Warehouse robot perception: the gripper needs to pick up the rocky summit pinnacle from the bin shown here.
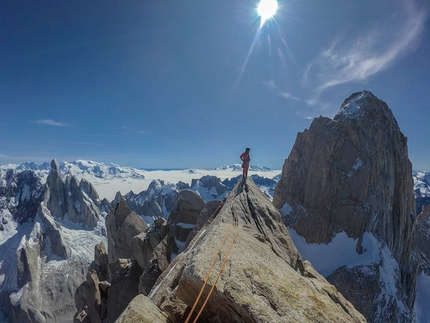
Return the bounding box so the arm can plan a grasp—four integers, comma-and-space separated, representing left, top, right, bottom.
142, 179, 366, 323
273, 90, 417, 322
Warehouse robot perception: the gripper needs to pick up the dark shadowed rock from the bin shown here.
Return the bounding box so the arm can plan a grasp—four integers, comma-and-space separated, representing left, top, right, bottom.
46, 159, 67, 219
273, 91, 417, 322
106, 258, 143, 323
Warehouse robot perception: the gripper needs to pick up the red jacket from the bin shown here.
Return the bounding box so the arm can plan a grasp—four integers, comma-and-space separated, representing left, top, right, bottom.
240, 152, 250, 164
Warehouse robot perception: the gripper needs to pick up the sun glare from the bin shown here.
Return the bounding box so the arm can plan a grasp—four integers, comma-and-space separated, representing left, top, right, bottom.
257, 0, 278, 27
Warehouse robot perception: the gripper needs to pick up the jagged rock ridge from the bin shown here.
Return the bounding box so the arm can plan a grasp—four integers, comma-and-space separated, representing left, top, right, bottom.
75, 180, 365, 322
273, 90, 417, 322
127, 180, 365, 322
0, 159, 106, 323
73, 190, 214, 323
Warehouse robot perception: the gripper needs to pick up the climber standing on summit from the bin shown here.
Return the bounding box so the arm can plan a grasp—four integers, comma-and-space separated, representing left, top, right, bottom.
240, 148, 251, 179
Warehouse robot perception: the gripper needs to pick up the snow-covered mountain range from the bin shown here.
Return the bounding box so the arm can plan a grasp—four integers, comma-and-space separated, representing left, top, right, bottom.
0, 159, 281, 322
1, 160, 280, 202
1, 157, 429, 323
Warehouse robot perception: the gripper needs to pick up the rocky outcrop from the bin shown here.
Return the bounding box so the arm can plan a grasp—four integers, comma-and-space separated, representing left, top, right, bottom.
0, 161, 106, 323
273, 91, 417, 322
74, 177, 367, 323
0, 169, 45, 224
46, 159, 67, 219
75, 200, 150, 323
168, 190, 205, 243
46, 159, 100, 229
136, 190, 206, 296
106, 198, 149, 264
10, 222, 88, 323
38, 201, 71, 259
148, 179, 366, 322
75, 191, 227, 322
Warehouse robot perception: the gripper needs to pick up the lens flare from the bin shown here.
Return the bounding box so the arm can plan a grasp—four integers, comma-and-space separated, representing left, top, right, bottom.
257, 0, 278, 27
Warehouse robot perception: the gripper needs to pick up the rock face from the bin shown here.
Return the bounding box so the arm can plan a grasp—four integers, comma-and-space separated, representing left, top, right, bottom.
148, 179, 366, 323
9, 222, 88, 323
46, 159, 100, 228
106, 198, 149, 264
0, 161, 105, 323
273, 91, 417, 322
75, 199, 151, 323
74, 190, 239, 323
0, 169, 45, 224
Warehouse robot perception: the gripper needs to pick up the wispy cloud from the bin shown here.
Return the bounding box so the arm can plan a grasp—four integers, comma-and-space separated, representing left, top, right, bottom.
304, 1, 428, 100
119, 126, 150, 136
34, 119, 71, 127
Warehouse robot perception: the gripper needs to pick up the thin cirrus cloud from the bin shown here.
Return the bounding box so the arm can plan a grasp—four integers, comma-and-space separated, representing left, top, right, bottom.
303, 1, 428, 102
34, 119, 71, 127
119, 126, 150, 136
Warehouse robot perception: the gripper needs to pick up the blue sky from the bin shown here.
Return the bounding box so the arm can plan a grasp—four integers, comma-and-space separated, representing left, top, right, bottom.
1, 0, 429, 170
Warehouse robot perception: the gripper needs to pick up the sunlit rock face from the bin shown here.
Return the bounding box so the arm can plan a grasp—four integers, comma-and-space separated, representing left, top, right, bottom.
273, 91, 418, 322
149, 180, 366, 323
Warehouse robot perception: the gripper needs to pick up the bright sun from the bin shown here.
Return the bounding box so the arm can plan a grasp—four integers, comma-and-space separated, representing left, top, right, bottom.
257, 0, 278, 26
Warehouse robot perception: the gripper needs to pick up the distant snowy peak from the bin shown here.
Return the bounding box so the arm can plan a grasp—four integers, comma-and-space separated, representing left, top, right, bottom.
14, 159, 146, 180
413, 170, 430, 213
10, 161, 274, 177
16, 161, 51, 171
63, 160, 146, 179
414, 171, 430, 195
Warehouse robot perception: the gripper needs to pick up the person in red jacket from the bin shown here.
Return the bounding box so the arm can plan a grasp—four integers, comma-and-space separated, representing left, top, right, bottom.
240, 148, 251, 178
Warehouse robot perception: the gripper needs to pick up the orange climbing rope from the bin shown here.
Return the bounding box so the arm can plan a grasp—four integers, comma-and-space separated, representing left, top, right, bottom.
192, 224, 238, 323
183, 223, 233, 323
184, 185, 241, 323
